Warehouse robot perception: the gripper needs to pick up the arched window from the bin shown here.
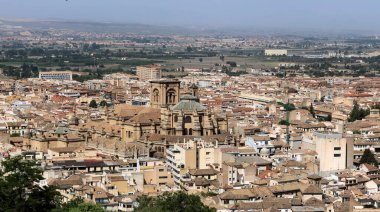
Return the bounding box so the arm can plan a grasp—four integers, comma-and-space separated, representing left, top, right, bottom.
188, 128, 193, 135
166, 89, 176, 104
184, 116, 192, 123
153, 89, 159, 102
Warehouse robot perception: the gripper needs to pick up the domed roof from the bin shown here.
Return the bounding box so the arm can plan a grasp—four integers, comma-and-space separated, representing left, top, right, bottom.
180, 94, 198, 101
172, 95, 206, 111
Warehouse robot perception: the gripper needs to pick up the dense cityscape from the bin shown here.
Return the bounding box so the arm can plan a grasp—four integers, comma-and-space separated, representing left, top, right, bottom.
2, 1, 380, 212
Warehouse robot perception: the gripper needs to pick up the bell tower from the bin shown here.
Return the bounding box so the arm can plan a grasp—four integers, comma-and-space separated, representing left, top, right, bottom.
190, 83, 199, 100
150, 79, 180, 108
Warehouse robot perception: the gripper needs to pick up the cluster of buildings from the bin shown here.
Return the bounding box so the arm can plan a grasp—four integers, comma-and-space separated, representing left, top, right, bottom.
1, 67, 380, 211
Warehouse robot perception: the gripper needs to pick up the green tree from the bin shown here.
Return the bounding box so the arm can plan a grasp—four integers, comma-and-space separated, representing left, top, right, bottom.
135, 191, 215, 212
53, 197, 104, 212
283, 103, 296, 111
348, 103, 360, 122
326, 114, 332, 121
359, 149, 378, 166
70, 202, 105, 212
309, 103, 315, 118
372, 104, 380, 110
89, 100, 98, 108
348, 102, 370, 122
99, 100, 108, 107
186, 46, 193, 52
0, 156, 61, 211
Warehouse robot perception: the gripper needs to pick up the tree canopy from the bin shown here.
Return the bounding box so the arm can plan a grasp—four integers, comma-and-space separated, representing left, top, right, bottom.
0, 156, 104, 212
279, 120, 289, 126
89, 100, 98, 108
99, 100, 108, 107
135, 191, 215, 212
283, 103, 296, 111
0, 156, 61, 211
359, 149, 378, 166
348, 102, 370, 122
55, 197, 105, 212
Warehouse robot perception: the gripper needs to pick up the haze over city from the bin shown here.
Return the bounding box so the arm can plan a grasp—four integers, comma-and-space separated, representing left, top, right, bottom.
1, 0, 380, 33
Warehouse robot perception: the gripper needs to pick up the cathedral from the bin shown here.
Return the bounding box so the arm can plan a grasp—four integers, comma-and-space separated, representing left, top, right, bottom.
151, 79, 227, 137
118, 79, 228, 142
79, 79, 231, 158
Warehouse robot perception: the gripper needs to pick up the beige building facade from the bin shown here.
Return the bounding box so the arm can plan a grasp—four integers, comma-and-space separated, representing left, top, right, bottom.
136, 66, 161, 81
314, 131, 353, 175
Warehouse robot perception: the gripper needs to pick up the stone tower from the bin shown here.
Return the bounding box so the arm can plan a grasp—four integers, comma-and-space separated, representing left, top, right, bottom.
150, 79, 181, 108
189, 83, 199, 100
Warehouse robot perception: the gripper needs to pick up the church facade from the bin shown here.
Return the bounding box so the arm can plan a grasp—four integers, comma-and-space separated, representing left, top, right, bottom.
120, 79, 227, 142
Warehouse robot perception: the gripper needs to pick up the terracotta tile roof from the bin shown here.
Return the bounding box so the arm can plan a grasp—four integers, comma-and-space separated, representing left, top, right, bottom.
362, 163, 379, 172
189, 169, 219, 176
300, 185, 322, 194
126, 112, 161, 125
193, 177, 211, 186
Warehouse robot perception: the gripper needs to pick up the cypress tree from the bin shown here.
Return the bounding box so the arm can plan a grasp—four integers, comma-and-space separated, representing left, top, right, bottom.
309, 103, 315, 118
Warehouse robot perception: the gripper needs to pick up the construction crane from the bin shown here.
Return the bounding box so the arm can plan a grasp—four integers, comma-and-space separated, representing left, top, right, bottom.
285, 99, 291, 144
283, 77, 294, 145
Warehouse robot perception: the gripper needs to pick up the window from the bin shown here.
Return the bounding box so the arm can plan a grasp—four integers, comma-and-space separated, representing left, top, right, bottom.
166, 89, 176, 104
334, 154, 341, 157
159, 169, 164, 172
184, 116, 192, 123
153, 89, 159, 102
159, 176, 168, 179
334, 147, 341, 150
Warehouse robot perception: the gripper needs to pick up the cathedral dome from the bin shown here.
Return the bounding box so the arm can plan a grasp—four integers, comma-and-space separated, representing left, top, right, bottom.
180, 94, 198, 101
172, 95, 206, 111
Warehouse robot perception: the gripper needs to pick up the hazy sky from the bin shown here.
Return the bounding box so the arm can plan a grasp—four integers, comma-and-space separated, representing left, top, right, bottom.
1, 0, 380, 32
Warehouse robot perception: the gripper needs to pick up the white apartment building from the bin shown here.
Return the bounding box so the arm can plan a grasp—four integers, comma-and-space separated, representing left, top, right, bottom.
39, 71, 73, 81
166, 139, 222, 185
264, 49, 288, 56
136, 66, 161, 81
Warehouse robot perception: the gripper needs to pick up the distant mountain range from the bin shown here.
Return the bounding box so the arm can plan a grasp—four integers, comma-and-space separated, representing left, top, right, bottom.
0, 18, 222, 36
0, 17, 377, 37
